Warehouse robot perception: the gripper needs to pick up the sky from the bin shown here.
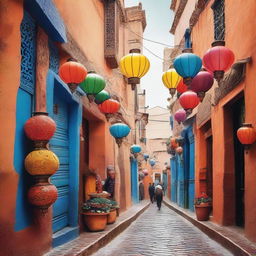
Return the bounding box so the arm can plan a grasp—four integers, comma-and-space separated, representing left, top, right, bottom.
125, 0, 174, 108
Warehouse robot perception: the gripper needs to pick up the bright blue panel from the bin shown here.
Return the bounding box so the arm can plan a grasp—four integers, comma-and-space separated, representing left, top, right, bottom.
130, 159, 139, 204
14, 89, 33, 231
170, 157, 177, 203
177, 154, 185, 208
24, 0, 67, 42
188, 140, 195, 212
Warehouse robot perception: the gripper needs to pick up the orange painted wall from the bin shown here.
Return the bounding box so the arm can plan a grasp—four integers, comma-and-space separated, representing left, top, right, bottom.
191, 0, 256, 241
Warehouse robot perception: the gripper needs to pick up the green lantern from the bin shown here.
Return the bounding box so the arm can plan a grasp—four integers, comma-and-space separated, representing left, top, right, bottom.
95, 90, 110, 104
79, 71, 106, 95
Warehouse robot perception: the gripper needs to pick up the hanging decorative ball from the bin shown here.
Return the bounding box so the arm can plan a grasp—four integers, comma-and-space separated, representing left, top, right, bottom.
177, 79, 188, 94
190, 71, 214, 102
174, 109, 187, 124
25, 150, 59, 176
24, 112, 56, 145
94, 90, 110, 104
98, 99, 120, 115
142, 169, 149, 176
237, 123, 256, 152
179, 90, 200, 113
162, 68, 182, 97
143, 153, 149, 160
173, 51, 202, 86
28, 183, 58, 211
139, 171, 145, 181
176, 146, 183, 155
149, 159, 156, 167
59, 59, 88, 92
130, 144, 142, 154
79, 71, 106, 97
119, 49, 150, 90
170, 137, 178, 149
109, 123, 131, 147
203, 41, 235, 83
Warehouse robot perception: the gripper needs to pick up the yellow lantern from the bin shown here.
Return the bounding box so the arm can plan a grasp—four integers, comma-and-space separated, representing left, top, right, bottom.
25, 149, 59, 176
162, 68, 182, 97
119, 49, 150, 90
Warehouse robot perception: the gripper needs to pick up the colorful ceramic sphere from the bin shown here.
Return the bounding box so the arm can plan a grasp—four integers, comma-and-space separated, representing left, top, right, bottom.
25, 150, 59, 176
130, 144, 142, 154
109, 123, 131, 138
94, 90, 110, 104
28, 183, 58, 208
24, 114, 56, 141
79, 71, 106, 95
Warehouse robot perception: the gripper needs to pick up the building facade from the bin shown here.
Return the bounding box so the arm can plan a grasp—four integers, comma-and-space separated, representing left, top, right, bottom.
0, 0, 148, 255
169, 0, 256, 242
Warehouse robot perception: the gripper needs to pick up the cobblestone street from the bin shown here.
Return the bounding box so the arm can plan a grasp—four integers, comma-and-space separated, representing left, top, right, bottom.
92, 203, 233, 256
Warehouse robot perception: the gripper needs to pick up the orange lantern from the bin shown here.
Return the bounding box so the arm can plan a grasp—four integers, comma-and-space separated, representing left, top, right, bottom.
170, 137, 178, 149
59, 59, 88, 92
237, 123, 256, 151
99, 99, 120, 120
177, 79, 188, 94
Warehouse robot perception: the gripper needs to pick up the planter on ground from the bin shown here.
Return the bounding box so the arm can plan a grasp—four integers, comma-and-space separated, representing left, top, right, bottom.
194, 193, 212, 221
82, 212, 109, 231
107, 209, 117, 224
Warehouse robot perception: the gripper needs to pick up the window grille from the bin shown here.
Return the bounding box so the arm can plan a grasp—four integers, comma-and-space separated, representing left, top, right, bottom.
212, 0, 225, 40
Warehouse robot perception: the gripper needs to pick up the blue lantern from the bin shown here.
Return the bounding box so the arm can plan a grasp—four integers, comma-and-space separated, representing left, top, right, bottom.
173, 52, 202, 86
109, 123, 131, 147
143, 153, 149, 161
130, 144, 142, 154
149, 159, 156, 167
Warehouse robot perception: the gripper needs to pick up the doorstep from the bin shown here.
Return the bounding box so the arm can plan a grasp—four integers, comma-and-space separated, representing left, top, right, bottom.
163, 199, 256, 256
44, 201, 150, 256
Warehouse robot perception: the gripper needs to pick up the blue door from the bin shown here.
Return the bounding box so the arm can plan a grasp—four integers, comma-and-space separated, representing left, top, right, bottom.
170, 157, 177, 202
188, 129, 195, 212
50, 94, 70, 232
130, 158, 139, 203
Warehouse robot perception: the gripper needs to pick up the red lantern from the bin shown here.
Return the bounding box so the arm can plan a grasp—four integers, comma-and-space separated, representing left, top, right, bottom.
24, 112, 56, 142
237, 123, 256, 150
176, 146, 183, 155
203, 41, 235, 82
28, 183, 58, 211
142, 169, 148, 176
177, 79, 188, 94
170, 137, 178, 149
59, 59, 88, 92
98, 99, 120, 120
179, 91, 199, 112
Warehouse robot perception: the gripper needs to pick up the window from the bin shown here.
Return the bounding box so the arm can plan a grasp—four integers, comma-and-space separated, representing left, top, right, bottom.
212, 0, 225, 40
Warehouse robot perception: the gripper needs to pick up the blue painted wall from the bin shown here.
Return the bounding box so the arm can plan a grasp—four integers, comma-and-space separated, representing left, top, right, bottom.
130, 158, 139, 203
170, 156, 177, 203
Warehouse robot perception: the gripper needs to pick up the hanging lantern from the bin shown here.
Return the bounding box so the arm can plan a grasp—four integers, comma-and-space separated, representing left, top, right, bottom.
190, 71, 214, 102
119, 49, 150, 90
109, 123, 131, 147
98, 99, 120, 120
79, 71, 106, 101
130, 144, 142, 154
237, 123, 256, 152
176, 146, 183, 155
139, 171, 145, 181
142, 169, 149, 176
170, 137, 178, 149
162, 68, 182, 97
174, 109, 187, 124
179, 90, 200, 114
24, 112, 56, 148
25, 149, 59, 176
149, 159, 156, 167
173, 50, 202, 86
177, 79, 188, 95
59, 59, 88, 93
94, 90, 110, 104
203, 41, 235, 83
28, 183, 58, 212
143, 153, 149, 161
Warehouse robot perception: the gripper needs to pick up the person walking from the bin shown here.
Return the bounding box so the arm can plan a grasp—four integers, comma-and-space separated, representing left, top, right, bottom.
155, 184, 163, 210
148, 183, 155, 203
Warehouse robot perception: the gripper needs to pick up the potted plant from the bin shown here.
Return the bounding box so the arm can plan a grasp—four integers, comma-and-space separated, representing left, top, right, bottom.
81, 197, 111, 231
106, 199, 119, 224
194, 192, 212, 221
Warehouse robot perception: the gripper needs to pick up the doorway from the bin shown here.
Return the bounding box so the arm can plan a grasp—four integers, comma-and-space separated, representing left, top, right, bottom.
206, 136, 213, 200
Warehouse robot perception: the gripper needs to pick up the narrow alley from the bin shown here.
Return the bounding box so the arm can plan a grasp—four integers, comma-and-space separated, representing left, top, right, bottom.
92, 204, 233, 256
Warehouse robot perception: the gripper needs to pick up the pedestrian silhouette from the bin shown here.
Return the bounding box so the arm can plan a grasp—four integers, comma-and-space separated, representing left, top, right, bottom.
155, 184, 163, 210
148, 183, 155, 203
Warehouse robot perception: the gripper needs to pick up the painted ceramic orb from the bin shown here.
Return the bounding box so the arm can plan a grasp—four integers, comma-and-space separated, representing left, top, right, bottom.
28, 183, 58, 208
24, 114, 56, 141
25, 150, 59, 176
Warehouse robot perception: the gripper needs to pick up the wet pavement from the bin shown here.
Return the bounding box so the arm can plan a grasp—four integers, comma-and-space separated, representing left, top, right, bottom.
92, 203, 233, 256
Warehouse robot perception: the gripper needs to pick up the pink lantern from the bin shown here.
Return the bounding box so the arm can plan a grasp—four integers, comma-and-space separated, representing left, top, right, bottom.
174, 109, 186, 124
142, 169, 149, 176
190, 71, 214, 101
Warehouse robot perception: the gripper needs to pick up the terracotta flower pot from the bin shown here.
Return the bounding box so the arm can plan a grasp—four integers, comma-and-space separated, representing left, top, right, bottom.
107, 209, 117, 224
82, 212, 109, 231
195, 204, 212, 221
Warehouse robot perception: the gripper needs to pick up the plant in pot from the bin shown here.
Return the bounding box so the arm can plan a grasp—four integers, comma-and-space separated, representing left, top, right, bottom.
194, 192, 212, 221
82, 197, 111, 231
106, 198, 119, 224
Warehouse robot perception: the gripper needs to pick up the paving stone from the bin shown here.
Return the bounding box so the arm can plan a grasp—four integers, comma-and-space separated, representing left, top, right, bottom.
92, 204, 234, 256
